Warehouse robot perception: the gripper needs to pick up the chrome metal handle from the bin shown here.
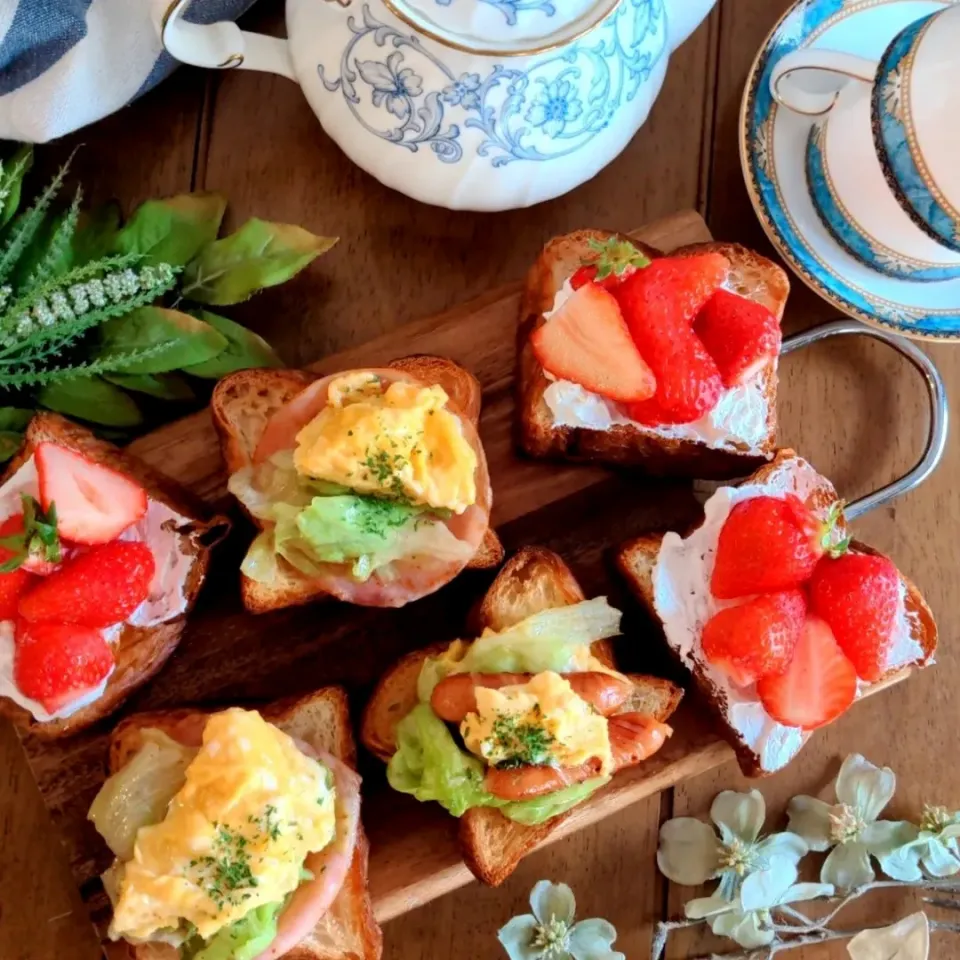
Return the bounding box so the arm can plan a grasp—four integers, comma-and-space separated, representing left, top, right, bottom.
781, 319, 948, 521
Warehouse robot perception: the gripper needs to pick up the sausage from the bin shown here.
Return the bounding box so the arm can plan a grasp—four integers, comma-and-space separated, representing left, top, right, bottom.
483, 713, 673, 801
430, 671, 634, 722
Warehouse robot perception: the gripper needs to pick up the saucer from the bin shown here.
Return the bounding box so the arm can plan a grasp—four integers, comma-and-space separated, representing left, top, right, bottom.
740, 0, 960, 341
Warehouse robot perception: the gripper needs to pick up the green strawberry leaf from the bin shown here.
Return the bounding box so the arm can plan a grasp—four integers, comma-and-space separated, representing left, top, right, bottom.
97, 306, 229, 374
0, 145, 34, 228
38, 375, 142, 427
584, 236, 650, 281
182, 310, 282, 378
114, 192, 227, 267
71, 201, 122, 266
182, 218, 337, 305
103, 370, 196, 401
0, 494, 61, 572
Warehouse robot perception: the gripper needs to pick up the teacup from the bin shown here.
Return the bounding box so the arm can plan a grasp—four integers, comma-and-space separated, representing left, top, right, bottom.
770, 4, 960, 282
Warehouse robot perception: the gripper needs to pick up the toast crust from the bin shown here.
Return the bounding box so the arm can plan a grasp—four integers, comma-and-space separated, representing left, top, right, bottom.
0, 414, 229, 739
517, 229, 790, 478
361, 546, 683, 885
108, 688, 382, 960
615, 449, 938, 777
212, 356, 503, 615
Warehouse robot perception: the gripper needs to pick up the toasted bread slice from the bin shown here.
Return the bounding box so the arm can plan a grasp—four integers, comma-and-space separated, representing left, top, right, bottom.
616, 449, 938, 777
106, 687, 382, 960
0, 413, 229, 739
517, 229, 791, 478
361, 546, 683, 886
212, 355, 503, 614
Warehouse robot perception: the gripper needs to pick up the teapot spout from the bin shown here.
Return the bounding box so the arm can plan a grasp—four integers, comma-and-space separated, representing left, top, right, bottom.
666, 0, 717, 54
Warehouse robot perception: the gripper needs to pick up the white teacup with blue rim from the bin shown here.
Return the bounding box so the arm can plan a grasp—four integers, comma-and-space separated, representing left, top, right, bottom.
770, 4, 960, 283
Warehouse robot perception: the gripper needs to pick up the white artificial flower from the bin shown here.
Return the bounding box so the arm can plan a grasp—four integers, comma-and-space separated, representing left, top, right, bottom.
684, 857, 833, 949
787, 754, 918, 890
881, 806, 960, 881
846, 911, 930, 960
498, 881, 624, 960
658, 789, 808, 899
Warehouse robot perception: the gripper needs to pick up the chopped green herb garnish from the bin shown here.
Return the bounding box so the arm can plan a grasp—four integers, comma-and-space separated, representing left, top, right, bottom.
490, 713, 555, 769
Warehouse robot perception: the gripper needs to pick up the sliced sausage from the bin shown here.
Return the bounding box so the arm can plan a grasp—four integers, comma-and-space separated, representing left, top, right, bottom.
430, 671, 634, 722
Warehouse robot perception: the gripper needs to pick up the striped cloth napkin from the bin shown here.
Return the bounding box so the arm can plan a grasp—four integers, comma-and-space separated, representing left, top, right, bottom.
0, 0, 255, 143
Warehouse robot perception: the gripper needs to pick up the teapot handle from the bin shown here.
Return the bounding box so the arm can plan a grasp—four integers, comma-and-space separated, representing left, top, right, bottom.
770, 50, 877, 117
154, 0, 296, 81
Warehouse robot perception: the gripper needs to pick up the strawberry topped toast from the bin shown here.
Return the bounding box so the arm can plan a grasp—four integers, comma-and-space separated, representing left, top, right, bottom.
616, 450, 937, 775
518, 229, 790, 478
0, 414, 227, 738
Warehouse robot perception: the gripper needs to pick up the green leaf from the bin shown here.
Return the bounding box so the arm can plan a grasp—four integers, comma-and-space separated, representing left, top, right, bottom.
182, 309, 282, 378
104, 370, 195, 401
72, 201, 121, 266
38, 375, 142, 427
13, 187, 81, 288
0, 408, 33, 432
0, 431, 23, 463
182, 218, 337, 305
114, 192, 227, 267
0, 145, 34, 228
97, 305, 229, 374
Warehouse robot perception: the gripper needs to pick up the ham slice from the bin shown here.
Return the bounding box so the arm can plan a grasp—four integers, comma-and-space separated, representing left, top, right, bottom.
251, 367, 493, 607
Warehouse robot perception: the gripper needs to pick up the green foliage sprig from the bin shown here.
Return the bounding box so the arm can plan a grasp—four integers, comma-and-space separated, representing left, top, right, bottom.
0, 145, 337, 452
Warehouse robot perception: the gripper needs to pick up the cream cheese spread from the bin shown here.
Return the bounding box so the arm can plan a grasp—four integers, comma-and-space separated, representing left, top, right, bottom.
540, 279, 774, 454
652, 456, 923, 772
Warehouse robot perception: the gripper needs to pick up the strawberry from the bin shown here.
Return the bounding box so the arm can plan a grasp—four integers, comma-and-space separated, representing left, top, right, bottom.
757, 615, 857, 730
809, 553, 900, 682
19, 541, 155, 628
0, 568, 35, 620
569, 237, 651, 291
615, 255, 728, 424
701, 589, 807, 686
693, 289, 782, 387
14, 620, 113, 713
711, 496, 847, 600
36, 443, 147, 545
532, 283, 657, 403
0, 497, 62, 575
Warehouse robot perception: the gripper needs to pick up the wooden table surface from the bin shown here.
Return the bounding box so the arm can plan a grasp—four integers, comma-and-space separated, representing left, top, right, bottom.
1, 1, 958, 958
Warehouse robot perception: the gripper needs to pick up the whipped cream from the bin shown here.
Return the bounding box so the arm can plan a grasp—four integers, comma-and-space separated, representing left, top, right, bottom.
652, 457, 924, 773
0, 455, 194, 722
540, 280, 774, 454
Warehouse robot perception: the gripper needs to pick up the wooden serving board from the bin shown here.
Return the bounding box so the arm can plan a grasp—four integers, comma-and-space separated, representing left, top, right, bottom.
18, 211, 752, 930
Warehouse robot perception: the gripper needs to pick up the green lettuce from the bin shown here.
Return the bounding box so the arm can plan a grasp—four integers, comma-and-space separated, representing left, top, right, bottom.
387, 704, 607, 825
182, 901, 282, 960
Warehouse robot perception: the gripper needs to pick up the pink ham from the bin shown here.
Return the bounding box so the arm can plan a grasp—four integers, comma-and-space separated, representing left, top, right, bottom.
251, 367, 493, 608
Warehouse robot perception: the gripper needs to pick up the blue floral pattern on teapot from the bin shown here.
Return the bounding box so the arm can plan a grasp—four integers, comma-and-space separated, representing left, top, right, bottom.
317, 0, 665, 166
434, 0, 556, 27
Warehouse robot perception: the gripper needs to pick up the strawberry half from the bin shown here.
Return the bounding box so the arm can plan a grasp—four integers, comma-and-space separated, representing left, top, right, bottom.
757, 615, 857, 730
14, 619, 114, 714
0, 568, 35, 620
35, 443, 147, 545
809, 553, 900, 682
711, 495, 847, 600
569, 237, 651, 291
693, 289, 782, 387
701, 589, 807, 686
19, 541, 155, 628
532, 283, 657, 403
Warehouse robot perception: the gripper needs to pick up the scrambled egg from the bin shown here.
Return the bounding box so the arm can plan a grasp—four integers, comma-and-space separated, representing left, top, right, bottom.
110, 709, 336, 942
460, 672, 613, 774
293, 372, 477, 513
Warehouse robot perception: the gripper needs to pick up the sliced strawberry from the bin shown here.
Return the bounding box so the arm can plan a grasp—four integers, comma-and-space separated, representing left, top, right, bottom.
19, 541, 155, 628
14, 619, 114, 714
532, 283, 656, 402
0, 500, 62, 575
711, 495, 846, 600
809, 553, 900, 682
701, 590, 807, 686
757, 616, 857, 730
615, 255, 728, 425
693, 290, 782, 387
35, 443, 147, 545
569, 237, 651, 291
0, 568, 35, 620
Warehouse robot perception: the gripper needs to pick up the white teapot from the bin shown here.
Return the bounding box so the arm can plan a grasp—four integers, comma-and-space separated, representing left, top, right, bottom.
156, 0, 716, 210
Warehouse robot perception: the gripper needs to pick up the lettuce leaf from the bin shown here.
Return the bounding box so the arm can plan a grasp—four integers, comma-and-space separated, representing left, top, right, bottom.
387, 704, 607, 825
182, 901, 282, 960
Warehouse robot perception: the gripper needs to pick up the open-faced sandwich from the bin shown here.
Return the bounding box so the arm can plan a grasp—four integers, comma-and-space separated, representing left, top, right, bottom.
213, 355, 503, 611
89, 686, 381, 960
517, 229, 791, 478
0, 413, 226, 738
362, 547, 682, 885
616, 450, 937, 776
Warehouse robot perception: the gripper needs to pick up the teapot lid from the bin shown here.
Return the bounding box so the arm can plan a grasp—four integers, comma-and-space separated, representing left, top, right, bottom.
384, 0, 621, 53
